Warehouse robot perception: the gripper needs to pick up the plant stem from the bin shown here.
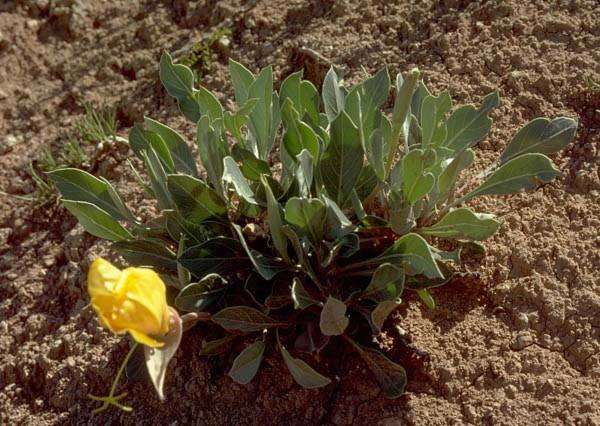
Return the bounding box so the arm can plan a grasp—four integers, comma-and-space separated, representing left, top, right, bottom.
88, 342, 138, 415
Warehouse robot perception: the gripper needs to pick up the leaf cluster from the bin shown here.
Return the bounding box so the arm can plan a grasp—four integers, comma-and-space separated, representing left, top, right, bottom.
51, 52, 576, 396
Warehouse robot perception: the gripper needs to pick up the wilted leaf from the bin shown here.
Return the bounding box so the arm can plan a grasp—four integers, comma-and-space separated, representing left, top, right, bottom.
319, 296, 349, 336
212, 306, 283, 333
145, 308, 182, 401
228, 340, 265, 385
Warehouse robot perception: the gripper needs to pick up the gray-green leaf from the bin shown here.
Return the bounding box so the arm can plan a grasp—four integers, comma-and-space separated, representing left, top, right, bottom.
167, 174, 227, 224
499, 117, 577, 164
62, 200, 132, 241
222, 156, 258, 205
319, 296, 349, 336
212, 306, 282, 333
228, 340, 265, 385
420, 208, 500, 240
174, 273, 228, 312
280, 344, 331, 389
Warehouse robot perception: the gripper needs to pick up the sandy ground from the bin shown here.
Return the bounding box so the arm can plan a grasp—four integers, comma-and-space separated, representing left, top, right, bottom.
0, 0, 599, 424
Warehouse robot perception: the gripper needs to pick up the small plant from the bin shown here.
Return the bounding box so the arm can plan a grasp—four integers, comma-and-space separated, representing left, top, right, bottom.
50, 53, 577, 409
179, 27, 232, 79
75, 102, 118, 143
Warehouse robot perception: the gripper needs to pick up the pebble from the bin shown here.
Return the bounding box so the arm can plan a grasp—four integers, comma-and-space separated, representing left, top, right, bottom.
26, 19, 40, 31
0, 31, 7, 50
0, 135, 19, 154
513, 332, 533, 350
516, 312, 529, 329
260, 42, 275, 56
0, 228, 11, 246
505, 384, 518, 398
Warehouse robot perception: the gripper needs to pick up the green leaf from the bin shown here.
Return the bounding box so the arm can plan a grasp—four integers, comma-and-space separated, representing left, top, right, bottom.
416, 288, 435, 309
247, 66, 277, 159
383, 233, 443, 279
212, 306, 282, 333
500, 117, 577, 164
319, 296, 349, 336
279, 71, 320, 125
228, 58, 255, 105
371, 299, 401, 333
462, 153, 560, 201
197, 116, 228, 195
224, 98, 259, 144
280, 344, 331, 389
195, 86, 224, 123
62, 200, 132, 241
200, 335, 236, 356
159, 52, 201, 122
296, 149, 314, 198
281, 226, 317, 282
261, 176, 289, 262
355, 345, 406, 398
233, 224, 287, 280
174, 273, 228, 312
222, 156, 258, 205
291, 277, 318, 309
399, 149, 435, 205
362, 263, 404, 302
113, 239, 178, 272
366, 129, 385, 181
436, 149, 475, 203
179, 237, 245, 277
388, 69, 420, 173
322, 194, 354, 238
322, 67, 345, 122
167, 174, 227, 224
284, 197, 327, 245
48, 168, 128, 220
144, 117, 198, 176
318, 111, 363, 206
420, 91, 451, 147
228, 340, 265, 385
281, 99, 320, 160
231, 144, 270, 181
420, 208, 500, 240
444, 90, 500, 152
142, 147, 173, 210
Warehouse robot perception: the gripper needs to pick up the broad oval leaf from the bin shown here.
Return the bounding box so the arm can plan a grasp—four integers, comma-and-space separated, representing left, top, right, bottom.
48, 168, 128, 220
228, 340, 265, 385
500, 117, 577, 164
363, 263, 404, 302
280, 344, 331, 389
462, 153, 560, 201
144, 117, 198, 176
319, 296, 349, 336
318, 111, 363, 206
174, 273, 228, 312
167, 174, 227, 224
444, 90, 500, 152
62, 200, 132, 241
113, 239, 178, 273
212, 306, 283, 333
420, 208, 500, 241
383, 233, 443, 279
284, 197, 327, 245
222, 156, 258, 205
356, 346, 406, 399
179, 237, 245, 277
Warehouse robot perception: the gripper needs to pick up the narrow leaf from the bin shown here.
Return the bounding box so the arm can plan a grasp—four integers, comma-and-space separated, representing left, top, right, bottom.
212, 306, 282, 333
62, 200, 132, 241
420, 208, 500, 240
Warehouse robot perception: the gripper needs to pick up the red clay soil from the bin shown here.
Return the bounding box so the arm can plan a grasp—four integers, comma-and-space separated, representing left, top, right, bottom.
0, 0, 598, 424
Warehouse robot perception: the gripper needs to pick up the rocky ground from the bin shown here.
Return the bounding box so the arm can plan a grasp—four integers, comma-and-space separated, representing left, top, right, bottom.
0, 0, 599, 424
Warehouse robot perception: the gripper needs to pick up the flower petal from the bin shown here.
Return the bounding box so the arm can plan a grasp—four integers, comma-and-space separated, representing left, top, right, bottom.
128, 329, 165, 348
88, 258, 122, 298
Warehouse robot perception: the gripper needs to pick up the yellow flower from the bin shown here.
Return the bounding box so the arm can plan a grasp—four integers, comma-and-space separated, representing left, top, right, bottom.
88, 258, 171, 348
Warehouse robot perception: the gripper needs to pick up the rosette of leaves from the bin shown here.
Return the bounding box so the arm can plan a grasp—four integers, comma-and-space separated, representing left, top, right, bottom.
50, 52, 577, 397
